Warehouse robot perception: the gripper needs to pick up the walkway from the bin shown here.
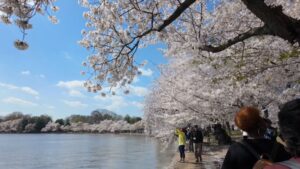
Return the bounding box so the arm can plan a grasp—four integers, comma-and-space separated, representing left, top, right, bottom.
173, 145, 228, 169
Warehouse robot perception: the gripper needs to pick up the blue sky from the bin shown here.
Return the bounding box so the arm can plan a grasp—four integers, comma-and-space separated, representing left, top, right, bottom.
0, 1, 166, 119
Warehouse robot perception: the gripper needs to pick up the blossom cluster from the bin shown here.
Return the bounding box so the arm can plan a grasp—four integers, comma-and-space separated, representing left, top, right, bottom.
0, 0, 59, 50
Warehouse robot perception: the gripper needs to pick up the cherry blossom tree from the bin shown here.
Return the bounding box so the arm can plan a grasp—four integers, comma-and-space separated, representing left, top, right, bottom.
144, 38, 300, 139
1, 0, 300, 140
0, 0, 59, 50
77, 1, 300, 140
79, 0, 300, 92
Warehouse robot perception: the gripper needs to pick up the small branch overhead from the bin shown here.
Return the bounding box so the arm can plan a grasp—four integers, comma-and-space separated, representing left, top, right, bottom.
198, 25, 271, 53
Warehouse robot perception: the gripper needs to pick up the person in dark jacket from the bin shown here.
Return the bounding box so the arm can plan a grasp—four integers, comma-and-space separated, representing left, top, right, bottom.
265, 99, 300, 169
191, 125, 203, 162
187, 127, 194, 152
221, 107, 291, 169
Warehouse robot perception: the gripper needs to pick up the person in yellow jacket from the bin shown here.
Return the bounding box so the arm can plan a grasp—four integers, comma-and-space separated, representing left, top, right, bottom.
175, 128, 186, 162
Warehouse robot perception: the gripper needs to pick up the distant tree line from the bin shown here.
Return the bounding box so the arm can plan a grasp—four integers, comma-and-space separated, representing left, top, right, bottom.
0, 112, 52, 133
124, 114, 142, 124
61, 110, 142, 125
0, 111, 142, 132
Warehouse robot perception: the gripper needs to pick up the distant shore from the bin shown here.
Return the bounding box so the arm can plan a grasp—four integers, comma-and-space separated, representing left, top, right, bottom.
0, 132, 146, 135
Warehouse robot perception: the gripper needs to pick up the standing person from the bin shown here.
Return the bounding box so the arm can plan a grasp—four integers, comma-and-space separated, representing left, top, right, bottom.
187, 127, 194, 152
264, 99, 300, 169
191, 125, 203, 162
221, 107, 290, 169
175, 128, 186, 162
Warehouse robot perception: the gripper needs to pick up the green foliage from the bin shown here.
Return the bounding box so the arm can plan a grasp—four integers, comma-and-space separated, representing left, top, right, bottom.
190, 59, 202, 66
0, 114, 53, 133
234, 62, 246, 69
55, 119, 65, 125
124, 114, 142, 124
65, 118, 71, 126
4, 112, 25, 121
68, 115, 90, 123
234, 72, 246, 81
19, 115, 31, 132
68, 110, 124, 124
279, 49, 300, 61
0, 110, 142, 133
90, 111, 103, 123
212, 78, 221, 84
29, 115, 52, 132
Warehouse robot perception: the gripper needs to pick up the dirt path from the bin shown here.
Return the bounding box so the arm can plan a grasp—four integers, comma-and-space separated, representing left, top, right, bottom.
173, 145, 228, 169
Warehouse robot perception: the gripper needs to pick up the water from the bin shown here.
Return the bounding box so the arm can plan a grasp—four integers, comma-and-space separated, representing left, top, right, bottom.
0, 134, 174, 169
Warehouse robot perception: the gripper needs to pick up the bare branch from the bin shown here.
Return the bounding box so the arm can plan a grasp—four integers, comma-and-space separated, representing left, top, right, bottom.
198, 25, 271, 53
156, 0, 196, 32
241, 0, 300, 44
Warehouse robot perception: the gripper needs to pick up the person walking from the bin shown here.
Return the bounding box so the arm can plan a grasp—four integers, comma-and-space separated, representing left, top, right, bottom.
191, 125, 203, 162
175, 128, 186, 162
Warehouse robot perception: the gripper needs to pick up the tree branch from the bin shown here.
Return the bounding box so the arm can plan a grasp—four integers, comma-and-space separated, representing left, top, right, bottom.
241, 0, 300, 44
198, 25, 271, 53
156, 0, 196, 31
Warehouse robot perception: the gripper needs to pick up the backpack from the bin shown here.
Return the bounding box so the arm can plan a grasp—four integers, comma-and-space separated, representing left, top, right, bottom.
277, 160, 300, 169
238, 140, 274, 169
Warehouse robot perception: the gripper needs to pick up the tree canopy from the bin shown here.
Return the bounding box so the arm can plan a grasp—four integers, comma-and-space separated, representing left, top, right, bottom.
1, 1, 300, 141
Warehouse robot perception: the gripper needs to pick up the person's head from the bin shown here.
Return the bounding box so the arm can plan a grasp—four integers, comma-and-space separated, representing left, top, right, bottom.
278, 98, 300, 157
235, 106, 266, 138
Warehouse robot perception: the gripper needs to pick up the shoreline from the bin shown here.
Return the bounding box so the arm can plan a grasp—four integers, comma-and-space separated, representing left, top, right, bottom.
0, 132, 146, 135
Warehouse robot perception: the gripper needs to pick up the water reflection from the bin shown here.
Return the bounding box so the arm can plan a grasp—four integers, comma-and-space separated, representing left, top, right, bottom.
0, 134, 174, 169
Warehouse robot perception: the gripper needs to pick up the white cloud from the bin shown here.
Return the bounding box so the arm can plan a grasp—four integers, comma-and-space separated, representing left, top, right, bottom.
0, 82, 39, 97
139, 68, 153, 76
56, 80, 84, 89
99, 85, 148, 97
94, 95, 128, 112
57, 80, 86, 97
39, 74, 46, 78
130, 101, 144, 109
62, 100, 87, 108
69, 90, 85, 97
20, 87, 39, 96
2, 97, 37, 106
105, 96, 128, 112
129, 86, 149, 97
132, 77, 139, 83
21, 70, 31, 75
94, 94, 144, 112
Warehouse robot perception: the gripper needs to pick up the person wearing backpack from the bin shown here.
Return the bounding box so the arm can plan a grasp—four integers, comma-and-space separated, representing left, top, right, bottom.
221, 106, 291, 169
191, 125, 203, 163
264, 99, 300, 169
